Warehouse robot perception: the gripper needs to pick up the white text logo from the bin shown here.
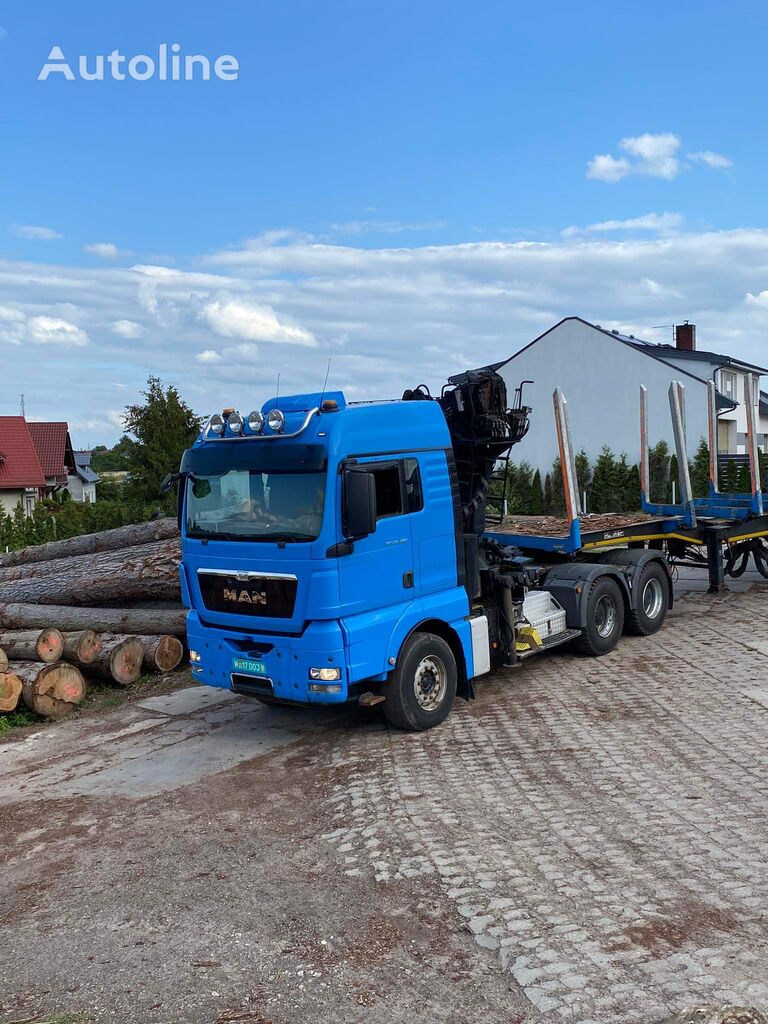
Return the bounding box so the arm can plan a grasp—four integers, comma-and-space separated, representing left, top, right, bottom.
38, 44, 239, 82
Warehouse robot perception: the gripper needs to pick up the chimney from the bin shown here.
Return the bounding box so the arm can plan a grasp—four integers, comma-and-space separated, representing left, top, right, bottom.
675, 321, 696, 351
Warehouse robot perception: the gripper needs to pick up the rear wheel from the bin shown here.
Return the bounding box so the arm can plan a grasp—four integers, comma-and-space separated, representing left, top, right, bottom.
625, 561, 669, 635
574, 576, 624, 656
383, 632, 457, 731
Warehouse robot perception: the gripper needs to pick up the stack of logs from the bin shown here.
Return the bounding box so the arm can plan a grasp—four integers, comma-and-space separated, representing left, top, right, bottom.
0, 519, 187, 721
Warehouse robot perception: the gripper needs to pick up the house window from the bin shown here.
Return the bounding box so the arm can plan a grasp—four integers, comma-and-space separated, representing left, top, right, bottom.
717, 421, 731, 454
719, 369, 737, 400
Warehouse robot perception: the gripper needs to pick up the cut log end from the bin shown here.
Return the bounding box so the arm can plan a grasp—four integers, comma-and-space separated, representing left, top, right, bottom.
16, 662, 86, 720
38, 627, 65, 663
62, 630, 101, 665
0, 628, 64, 663
138, 635, 184, 673
0, 672, 22, 712
90, 636, 146, 687
0, 648, 7, 674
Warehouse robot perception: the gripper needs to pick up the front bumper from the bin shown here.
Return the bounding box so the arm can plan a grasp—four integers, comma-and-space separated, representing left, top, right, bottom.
186, 610, 349, 704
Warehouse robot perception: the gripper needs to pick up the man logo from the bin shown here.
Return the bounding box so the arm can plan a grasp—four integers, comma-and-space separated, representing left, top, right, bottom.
223, 587, 267, 606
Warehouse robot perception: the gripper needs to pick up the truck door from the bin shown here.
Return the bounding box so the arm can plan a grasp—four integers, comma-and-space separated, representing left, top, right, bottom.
338, 459, 415, 618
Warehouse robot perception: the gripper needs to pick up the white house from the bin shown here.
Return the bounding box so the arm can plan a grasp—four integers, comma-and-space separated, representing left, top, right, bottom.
491, 317, 768, 476
67, 451, 100, 503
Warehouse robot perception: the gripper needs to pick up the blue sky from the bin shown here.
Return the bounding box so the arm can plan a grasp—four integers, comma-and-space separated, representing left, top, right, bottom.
1, 1, 767, 444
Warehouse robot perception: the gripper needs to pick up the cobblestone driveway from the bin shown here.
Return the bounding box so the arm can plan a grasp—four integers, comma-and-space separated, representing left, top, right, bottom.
323, 587, 768, 1021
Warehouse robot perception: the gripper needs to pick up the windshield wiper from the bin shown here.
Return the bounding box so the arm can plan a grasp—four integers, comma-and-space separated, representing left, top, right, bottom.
187, 529, 316, 543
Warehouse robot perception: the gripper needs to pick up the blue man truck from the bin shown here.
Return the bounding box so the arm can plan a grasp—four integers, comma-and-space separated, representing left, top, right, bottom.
169, 370, 672, 731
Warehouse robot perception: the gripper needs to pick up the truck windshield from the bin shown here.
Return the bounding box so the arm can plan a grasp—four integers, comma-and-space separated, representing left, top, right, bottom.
182, 443, 327, 543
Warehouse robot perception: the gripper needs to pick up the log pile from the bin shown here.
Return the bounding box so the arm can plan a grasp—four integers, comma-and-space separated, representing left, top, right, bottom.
0, 519, 188, 721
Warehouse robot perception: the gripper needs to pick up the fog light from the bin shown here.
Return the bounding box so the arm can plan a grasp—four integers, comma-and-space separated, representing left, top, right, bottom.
247, 410, 264, 433
190, 650, 202, 662
309, 667, 341, 681
207, 415, 224, 436
228, 411, 244, 434
267, 408, 285, 433
308, 683, 343, 694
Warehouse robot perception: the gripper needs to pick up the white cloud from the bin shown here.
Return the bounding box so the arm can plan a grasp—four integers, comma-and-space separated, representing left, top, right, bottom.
198, 298, 316, 347
587, 133, 733, 183
587, 154, 632, 183
84, 242, 121, 259
25, 316, 89, 346
111, 319, 144, 338
13, 224, 63, 240
5, 225, 768, 446
620, 132, 681, 179
689, 150, 733, 170
563, 212, 684, 238
330, 219, 446, 235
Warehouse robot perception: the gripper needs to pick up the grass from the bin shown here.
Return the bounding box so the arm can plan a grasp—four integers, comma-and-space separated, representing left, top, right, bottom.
0, 669, 192, 735
0, 708, 44, 732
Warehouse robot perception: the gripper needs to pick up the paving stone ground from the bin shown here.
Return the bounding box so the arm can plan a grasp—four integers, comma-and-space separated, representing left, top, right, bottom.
321, 582, 768, 1022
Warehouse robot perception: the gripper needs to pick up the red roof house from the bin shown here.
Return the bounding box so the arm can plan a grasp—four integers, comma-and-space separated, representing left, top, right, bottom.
28, 421, 75, 488
0, 416, 46, 515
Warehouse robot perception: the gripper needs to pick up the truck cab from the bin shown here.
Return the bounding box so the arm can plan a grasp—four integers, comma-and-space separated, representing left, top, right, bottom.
177, 376, 671, 730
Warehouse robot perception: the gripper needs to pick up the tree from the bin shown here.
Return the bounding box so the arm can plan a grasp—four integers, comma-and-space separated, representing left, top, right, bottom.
123, 377, 201, 504
549, 457, 565, 514
649, 441, 671, 504
91, 435, 137, 473
529, 469, 544, 514
575, 450, 592, 509
542, 472, 553, 514
591, 447, 619, 512
690, 438, 710, 498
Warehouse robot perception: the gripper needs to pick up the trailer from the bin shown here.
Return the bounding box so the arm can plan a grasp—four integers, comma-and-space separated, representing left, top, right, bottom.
488, 379, 768, 594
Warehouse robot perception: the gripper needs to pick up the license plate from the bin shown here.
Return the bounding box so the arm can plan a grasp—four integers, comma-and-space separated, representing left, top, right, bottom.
232, 657, 266, 675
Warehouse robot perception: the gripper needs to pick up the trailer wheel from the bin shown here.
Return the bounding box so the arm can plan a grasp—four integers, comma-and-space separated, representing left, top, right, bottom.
383, 632, 457, 731
574, 576, 624, 656
625, 561, 669, 636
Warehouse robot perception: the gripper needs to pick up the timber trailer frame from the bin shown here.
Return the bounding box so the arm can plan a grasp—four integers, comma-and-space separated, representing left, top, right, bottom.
485, 379, 768, 593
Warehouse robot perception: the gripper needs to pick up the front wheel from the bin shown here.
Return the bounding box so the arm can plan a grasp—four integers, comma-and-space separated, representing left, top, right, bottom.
574, 576, 624, 656
383, 633, 457, 731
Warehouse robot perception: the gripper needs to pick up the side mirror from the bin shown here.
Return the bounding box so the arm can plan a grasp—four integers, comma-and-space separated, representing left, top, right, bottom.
161, 472, 179, 495
345, 470, 377, 538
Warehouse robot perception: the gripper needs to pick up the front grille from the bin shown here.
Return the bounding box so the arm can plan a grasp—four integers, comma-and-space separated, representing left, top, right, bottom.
231, 673, 274, 697
198, 571, 297, 618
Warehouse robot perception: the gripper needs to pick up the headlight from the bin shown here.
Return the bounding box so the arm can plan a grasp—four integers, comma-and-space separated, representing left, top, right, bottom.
309, 667, 341, 681
267, 408, 285, 433
248, 410, 264, 433
228, 411, 244, 434
189, 650, 201, 662
208, 414, 224, 436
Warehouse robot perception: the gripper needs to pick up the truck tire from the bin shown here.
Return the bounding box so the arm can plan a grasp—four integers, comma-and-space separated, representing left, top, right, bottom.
383, 632, 457, 731
574, 576, 624, 656
625, 561, 669, 636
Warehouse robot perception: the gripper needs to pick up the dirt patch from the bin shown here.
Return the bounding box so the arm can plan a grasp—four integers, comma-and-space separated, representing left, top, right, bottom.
608, 898, 743, 956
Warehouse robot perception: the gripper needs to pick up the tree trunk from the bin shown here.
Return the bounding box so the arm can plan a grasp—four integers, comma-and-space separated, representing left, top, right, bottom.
88, 635, 145, 687
0, 648, 7, 674
0, 672, 22, 712
0, 518, 178, 569
62, 630, 101, 665
0, 604, 187, 637
136, 635, 184, 673
0, 540, 181, 606
15, 662, 86, 720
0, 629, 64, 663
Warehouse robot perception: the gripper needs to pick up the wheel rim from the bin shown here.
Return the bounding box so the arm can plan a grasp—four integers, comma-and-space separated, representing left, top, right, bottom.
413, 655, 447, 712
594, 595, 617, 638
642, 577, 664, 619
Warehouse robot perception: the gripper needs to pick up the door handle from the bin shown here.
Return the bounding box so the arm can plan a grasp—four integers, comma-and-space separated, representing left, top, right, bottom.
403, 571, 414, 588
